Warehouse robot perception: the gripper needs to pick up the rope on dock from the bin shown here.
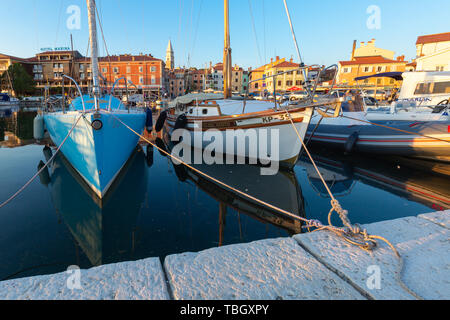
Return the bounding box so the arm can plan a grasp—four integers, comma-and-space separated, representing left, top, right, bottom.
107, 109, 423, 299
0, 114, 83, 210
281, 106, 424, 300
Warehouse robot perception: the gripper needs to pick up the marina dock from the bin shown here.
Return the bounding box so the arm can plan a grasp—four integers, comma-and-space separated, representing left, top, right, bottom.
1, 210, 448, 300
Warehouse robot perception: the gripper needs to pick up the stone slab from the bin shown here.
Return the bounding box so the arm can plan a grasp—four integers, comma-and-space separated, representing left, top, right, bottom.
164, 237, 366, 300
293, 214, 450, 300
418, 210, 450, 229
0, 258, 170, 300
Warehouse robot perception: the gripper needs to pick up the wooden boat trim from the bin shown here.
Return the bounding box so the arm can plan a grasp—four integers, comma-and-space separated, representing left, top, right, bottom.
167, 118, 305, 131
168, 106, 307, 122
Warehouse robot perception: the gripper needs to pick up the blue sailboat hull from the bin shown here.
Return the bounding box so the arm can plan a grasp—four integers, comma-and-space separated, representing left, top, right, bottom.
44, 110, 146, 198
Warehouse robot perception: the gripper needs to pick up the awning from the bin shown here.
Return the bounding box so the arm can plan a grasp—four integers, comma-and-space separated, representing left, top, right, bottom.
287, 86, 303, 92
354, 72, 403, 81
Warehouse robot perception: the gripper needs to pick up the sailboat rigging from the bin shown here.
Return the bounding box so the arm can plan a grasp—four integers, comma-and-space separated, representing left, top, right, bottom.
34, 0, 147, 199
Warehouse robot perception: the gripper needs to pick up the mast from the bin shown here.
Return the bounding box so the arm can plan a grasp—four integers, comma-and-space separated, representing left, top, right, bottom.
87, 0, 100, 109
223, 0, 232, 99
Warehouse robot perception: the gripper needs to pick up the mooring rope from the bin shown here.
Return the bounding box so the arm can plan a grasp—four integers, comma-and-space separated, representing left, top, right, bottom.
0, 113, 83, 209
107, 108, 423, 299
281, 106, 424, 300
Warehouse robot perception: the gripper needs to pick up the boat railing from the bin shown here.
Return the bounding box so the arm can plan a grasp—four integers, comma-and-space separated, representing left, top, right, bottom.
61, 74, 87, 113
242, 63, 338, 113
109, 77, 139, 112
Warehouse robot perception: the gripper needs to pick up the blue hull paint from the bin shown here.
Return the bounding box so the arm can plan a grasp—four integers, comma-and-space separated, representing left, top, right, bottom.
44, 110, 146, 198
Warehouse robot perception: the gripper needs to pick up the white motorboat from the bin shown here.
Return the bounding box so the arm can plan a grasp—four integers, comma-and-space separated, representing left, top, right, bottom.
357, 71, 450, 122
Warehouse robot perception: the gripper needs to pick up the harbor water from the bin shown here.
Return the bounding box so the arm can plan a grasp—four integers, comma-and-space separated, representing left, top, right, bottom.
1, 110, 449, 281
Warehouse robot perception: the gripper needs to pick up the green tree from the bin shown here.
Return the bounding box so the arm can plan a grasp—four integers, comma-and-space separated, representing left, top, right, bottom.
1, 63, 36, 97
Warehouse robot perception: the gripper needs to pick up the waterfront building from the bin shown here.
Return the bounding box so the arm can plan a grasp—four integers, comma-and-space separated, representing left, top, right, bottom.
337, 39, 408, 87
167, 68, 187, 98
249, 56, 304, 94
32, 50, 83, 89
95, 54, 165, 97
241, 70, 249, 94
0, 54, 34, 77
415, 32, 450, 71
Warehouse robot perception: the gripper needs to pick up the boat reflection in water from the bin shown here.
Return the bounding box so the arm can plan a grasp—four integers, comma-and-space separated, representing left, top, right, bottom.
158, 136, 306, 240
0, 110, 38, 148
38, 145, 149, 267
299, 149, 450, 212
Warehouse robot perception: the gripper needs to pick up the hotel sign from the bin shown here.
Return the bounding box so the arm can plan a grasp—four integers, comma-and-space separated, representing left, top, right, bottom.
40, 47, 71, 52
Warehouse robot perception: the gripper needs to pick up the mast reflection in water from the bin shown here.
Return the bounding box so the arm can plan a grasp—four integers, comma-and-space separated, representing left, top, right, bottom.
1, 110, 448, 281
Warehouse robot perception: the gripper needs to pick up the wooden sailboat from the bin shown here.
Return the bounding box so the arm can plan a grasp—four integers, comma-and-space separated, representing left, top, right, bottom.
160, 0, 314, 167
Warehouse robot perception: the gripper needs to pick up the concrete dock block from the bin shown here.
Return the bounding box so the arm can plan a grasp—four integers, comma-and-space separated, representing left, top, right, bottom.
164, 237, 366, 300
0, 258, 170, 300
293, 214, 450, 300
418, 210, 450, 229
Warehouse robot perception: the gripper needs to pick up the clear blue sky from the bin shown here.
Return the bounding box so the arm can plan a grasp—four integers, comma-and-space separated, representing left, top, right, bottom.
1, 0, 449, 69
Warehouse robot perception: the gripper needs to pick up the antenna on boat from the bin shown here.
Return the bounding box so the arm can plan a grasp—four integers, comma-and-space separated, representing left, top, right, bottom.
223, 0, 232, 99
87, 0, 100, 110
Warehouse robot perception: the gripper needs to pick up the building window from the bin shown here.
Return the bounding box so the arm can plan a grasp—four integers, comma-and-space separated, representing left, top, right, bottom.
102, 68, 107, 73
151, 76, 156, 84
113, 67, 119, 73
126, 66, 131, 74
364, 66, 371, 73
139, 77, 144, 84
150, 66, 157, 72
139, 66, 143, 73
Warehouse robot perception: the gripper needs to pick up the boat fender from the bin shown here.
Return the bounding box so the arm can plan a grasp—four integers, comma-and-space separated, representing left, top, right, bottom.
33, 115, 45, 140
155, 138, 168, 157
146, 108, 153, 132
173, 113, 188, 131
37, 160, 51, 186
155, 111, 167, 132
43, 145, 53, 162
146, 144, 154, 167
173, 163, 188, 182
344, 132, 359, 154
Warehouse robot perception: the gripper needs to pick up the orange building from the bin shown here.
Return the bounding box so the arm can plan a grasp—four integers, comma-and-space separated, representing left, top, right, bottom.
337, 39, 409, 88
94, 54, 165, 95
338, 55, 408, 87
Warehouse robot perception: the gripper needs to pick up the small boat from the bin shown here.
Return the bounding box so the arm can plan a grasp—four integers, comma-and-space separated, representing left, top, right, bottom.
306, 95, 450, 162
35, 0, 146, 198
357, 71, 450, 122
164, 95, 313, 168
0, 93, 19, 107
157, 0, 318, 169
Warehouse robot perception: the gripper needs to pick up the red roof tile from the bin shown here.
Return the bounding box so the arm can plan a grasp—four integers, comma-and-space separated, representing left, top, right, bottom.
274, 61, 300, 68
339, 56, 406, 66
416, 32, 450, 45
